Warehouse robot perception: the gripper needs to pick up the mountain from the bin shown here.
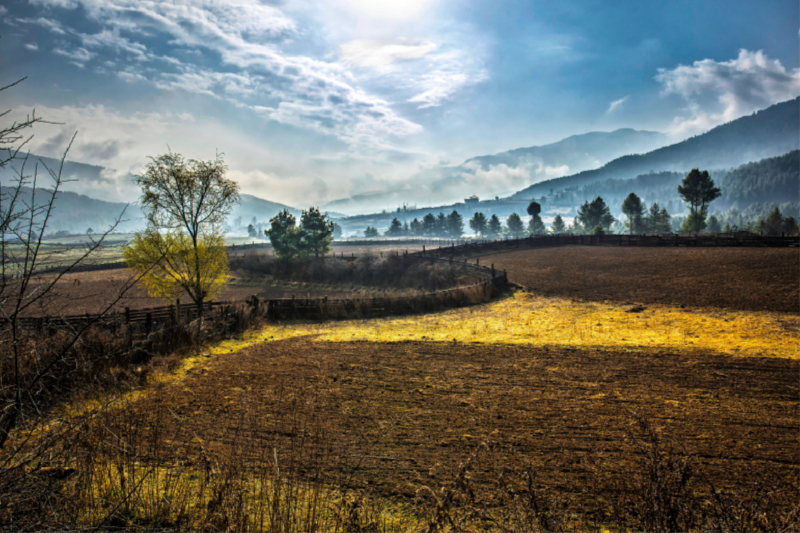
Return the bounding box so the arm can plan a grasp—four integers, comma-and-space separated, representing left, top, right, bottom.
231, 194, 301, 227
511, 97, 800, 200
0, 154, 301, 235
545, 150, 799, 219
463, 128, 665, 170
3, 187, 145, 235
324, 128, 668, 215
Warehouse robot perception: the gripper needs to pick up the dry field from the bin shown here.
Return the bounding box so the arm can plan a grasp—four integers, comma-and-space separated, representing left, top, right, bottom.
22, 266, 412, 316
10, 245, 799, 530
124, 337, 798, 505
473, 246, 799, 313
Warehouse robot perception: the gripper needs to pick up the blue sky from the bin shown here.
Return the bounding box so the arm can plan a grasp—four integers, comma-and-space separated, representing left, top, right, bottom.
2, 0, 798, 207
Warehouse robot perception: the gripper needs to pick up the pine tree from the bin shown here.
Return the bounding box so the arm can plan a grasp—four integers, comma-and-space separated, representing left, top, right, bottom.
551, 214, 566, 234
487, 214, 502, 239
678, 168, 721, 233
577, 197, 615, 230
385, 217, 404, 237
447, 210, 464, 238
506, 212, 524, 238
621, 192, 646, 234
469, 212, 488, 237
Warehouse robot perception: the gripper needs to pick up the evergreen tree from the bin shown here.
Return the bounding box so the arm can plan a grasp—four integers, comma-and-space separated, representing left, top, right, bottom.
783, 216, 798, 235
526, 200, 545, 235
506, 212, 524, 238
644, 203, 672, 233
577, 196, 615, 230
402, 221, 410, 236
422, 213, 437, 236
332, 222, 343, 240
267, 210, 303, 261
551, 214, 566, 234
528, 215, 546, 235
385, 217, 404, 237
706, 214, 721, 234
526, 201, 541, 217
300, 207, 334, 257
446, 210, 464, 238
469, 212, 488, 237
410, 218, 423, 236
590, 223, 605, 236
364, 226, 379, 238
621, 192, 646, 234
680, 211, 707, 233
487, 214, 502, 239
657, 207, 672, 233
436, 212, 448, 237
678, 168, 721, 233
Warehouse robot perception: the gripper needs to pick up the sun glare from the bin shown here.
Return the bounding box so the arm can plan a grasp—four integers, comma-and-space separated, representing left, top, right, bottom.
334, 0, 435, 20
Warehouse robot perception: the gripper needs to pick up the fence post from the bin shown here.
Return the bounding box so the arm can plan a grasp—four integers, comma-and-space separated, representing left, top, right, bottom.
145, 312, 152, 335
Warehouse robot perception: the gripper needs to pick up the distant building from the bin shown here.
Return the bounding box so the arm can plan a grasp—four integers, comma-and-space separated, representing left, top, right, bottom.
465, 194, 479, 204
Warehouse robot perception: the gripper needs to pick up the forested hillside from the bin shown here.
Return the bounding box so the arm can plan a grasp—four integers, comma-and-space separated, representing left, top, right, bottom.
512, 97, 800, 199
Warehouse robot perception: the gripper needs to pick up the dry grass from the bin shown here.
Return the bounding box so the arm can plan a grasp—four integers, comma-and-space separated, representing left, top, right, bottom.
210, 291, 799, 360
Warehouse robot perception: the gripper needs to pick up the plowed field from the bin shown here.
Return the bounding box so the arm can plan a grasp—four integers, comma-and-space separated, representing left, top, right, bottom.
126, 337, 799, 504
478, 246, 799, 313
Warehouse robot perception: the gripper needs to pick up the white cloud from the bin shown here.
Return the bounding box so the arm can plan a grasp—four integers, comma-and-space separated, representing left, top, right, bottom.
606, 95, 628, 114
19, 104, 201, 201
80, 28, 148, 61
406, 50, 488, 109
53, 46, 96, 65
24, 43, 39, 51
340, 39, 437, 67
449, 159, 569, 199
16, 16, 67, 34
31, 0, 425, 149
0, 7, 7, 16
117, 70, 146, 83
656, 49, 800, 136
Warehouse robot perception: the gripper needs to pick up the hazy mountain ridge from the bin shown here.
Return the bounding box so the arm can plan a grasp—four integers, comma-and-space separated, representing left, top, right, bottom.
324, 128, 669, 214
464, 128, 665, 170
0, 163, 302, 235
511, 97, 800, 200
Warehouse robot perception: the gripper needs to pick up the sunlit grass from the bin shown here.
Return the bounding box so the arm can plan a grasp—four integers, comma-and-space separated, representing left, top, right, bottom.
214, 292, 799, 360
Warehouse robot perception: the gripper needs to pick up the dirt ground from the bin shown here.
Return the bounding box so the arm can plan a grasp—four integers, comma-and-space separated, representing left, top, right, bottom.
23, 244, 427, 315
476, 246, 799, 313
127, 337, 798, 507
23, 267, 407, 316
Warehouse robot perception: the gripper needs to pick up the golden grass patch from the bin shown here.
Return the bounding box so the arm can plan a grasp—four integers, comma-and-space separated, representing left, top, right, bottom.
216, 292, 799, 360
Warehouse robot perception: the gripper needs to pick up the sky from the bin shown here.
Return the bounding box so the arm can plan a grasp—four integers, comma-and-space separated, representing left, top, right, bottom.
1, 0, 799, 208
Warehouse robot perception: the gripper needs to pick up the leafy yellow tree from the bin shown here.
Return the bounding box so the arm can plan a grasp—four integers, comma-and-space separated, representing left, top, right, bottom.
125, 152, 240, 316
123, 230, 229, 309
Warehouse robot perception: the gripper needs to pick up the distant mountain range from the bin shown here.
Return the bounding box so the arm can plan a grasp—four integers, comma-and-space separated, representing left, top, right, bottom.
324, 128, 669, 215
510, 97, 800, 200
0, 163, 302, 235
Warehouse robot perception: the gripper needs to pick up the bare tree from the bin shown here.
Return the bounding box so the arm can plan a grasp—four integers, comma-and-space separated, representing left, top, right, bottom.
0, 80, 145, 456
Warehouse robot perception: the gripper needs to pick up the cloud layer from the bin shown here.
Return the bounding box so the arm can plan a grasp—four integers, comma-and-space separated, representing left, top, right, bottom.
23, 0, 486, 152
656, 49, 800, 136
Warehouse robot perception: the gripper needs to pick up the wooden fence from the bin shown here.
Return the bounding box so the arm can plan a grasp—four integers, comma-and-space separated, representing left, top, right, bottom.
8, 255, 508, 332
411, 232, 799, 261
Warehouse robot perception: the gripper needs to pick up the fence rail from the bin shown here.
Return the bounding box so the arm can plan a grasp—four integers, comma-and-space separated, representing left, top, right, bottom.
410, 232, 799, 261
8, 255, 508, 331
6, 232, 795, 332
